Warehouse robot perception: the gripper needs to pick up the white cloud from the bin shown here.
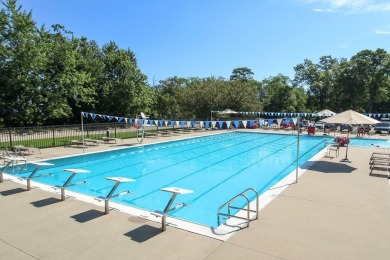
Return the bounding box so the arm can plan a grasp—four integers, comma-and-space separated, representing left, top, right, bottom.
375, 30, 390, 34
313, 8, 334, 12
302, 0, 390, 13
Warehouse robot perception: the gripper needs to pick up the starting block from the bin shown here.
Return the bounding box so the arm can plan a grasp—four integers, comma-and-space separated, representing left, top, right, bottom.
95, 177, 135, 214
53, 169, 90, 201
152, 187, 193, 231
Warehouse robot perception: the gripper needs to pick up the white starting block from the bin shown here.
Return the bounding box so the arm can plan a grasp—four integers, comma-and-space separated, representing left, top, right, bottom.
54, 169, 90, 201
21, 162, 54, 190
152, 187, 193, 231
95, 177, 135, 214
0, 157, 27, 183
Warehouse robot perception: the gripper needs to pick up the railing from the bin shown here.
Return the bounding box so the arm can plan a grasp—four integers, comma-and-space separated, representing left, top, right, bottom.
0, 123, 136, 149
217, 188, 259, 228
0, 119, 259, 149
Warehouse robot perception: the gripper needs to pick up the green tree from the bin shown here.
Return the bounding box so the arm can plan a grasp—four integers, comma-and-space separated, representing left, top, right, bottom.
155, 76, 187, 119
230, 67, 254, 81
349, 49, 390, 113
96, 41, 153, 118
262, 74, 306, 112
332, 58, 366, 112
40, 25, 97, 124
294, 56, 339, 111
0, 0, 42, 126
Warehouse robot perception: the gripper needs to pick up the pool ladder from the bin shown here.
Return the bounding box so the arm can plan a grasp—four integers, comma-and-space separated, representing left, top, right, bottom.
217, 188, 259, 228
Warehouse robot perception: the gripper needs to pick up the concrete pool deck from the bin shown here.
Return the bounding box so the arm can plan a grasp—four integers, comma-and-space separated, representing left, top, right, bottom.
1, 129, 390, 259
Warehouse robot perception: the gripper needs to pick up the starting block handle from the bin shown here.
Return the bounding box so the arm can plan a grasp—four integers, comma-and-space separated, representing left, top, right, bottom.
156, 187, 194, 232
100, 177, 136, 214
59, 169, 89, 201
25, 162, 54, 191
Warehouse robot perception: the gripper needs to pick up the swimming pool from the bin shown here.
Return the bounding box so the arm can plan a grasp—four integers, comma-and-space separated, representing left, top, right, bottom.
4, 132, 388, 227
349, 137, 390, 148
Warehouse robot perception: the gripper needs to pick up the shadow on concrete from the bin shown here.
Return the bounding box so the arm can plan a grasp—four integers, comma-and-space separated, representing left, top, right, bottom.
303, 161, 357, 174
115, 143, 138, 147
71, 209, 105, 223
369, 172, 390, 179
123, 225, 161, 243
0, 188, 26, 196
31, 197, 61, 207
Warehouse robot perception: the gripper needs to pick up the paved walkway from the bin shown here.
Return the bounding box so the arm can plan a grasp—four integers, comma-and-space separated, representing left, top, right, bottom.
1, 130, 390, 259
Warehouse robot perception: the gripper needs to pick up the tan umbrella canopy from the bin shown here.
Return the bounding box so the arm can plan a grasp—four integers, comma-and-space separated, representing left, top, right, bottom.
321, 109, 380, 125
217, 109, 237, 114
316, 109, 336, 117
321, 110, 380, 163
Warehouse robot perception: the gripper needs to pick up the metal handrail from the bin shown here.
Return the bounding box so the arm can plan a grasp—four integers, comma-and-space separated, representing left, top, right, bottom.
217, 188, 259, 227
12, 147, 26, 160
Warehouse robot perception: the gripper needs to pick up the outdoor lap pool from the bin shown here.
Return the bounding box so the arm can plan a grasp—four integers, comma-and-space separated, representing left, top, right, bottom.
3, 132, 389, 228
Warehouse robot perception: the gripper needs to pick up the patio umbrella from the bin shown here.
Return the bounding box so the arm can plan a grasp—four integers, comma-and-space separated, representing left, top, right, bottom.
316, 109, 336, 117
321, 110, 380, 162
211, 108, 237, 121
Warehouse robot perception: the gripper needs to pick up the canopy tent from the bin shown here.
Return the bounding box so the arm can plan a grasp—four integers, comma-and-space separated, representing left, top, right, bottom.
321, 110, 380, 162
316, 109, 336, 117
211, 108, 237, 121
217, 109, 237, 114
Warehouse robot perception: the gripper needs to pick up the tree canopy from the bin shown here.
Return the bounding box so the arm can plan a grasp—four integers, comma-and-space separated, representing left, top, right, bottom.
1, 0, 390, 127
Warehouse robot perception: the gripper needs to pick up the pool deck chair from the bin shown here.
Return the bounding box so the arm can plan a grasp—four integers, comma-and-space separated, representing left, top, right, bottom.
152, 187, 193, 231
12, 145, 40, 155
53, 169, 90, 201
21, 162, 54, 190
327, 143, 340, 157
95, 177, 135, 214
100, 137, 119, 144
84, 139, 99, 146
369, 152, 390, 177
69, 140, 86, 147
307, 127, 315, 135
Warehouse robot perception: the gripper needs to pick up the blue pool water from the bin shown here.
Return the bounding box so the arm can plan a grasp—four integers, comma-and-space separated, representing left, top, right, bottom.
349, 137, 390, 148
4, 133, 389, 227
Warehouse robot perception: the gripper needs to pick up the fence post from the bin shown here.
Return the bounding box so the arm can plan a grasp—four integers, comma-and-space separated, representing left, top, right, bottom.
52, 128, 55, 146
8, 127, 12, 148
114, 122, 117, 138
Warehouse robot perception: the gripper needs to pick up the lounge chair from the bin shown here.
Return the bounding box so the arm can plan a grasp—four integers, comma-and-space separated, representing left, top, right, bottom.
12, 145, 40, 155
144, 132, 160, 138
193, 127, 204, 131
369, 152, 390, 176
100, 137, 120, 143
69, 140, 86, 147
156, 130, 172, 137
84, 139, 99, 146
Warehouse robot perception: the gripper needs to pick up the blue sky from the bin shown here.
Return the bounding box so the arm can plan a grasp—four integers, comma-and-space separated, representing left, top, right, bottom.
17, 0, 390, 84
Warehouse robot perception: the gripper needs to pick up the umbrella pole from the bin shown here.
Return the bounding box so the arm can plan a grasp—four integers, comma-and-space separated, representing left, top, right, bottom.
295, 117, 300, 183
340, 130, 352, 163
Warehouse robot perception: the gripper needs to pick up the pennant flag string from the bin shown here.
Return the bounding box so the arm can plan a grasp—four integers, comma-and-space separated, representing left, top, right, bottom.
82, 111, 388, 130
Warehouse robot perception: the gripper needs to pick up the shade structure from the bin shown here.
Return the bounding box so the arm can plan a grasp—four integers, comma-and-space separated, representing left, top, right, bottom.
321, 110, 380, 163
316, 109, 336, 117
320, 110, 380, 125
217, 109, 237, 114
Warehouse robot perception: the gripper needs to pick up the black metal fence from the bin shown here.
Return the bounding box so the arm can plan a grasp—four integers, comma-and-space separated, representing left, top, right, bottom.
0, 122, 134, 149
